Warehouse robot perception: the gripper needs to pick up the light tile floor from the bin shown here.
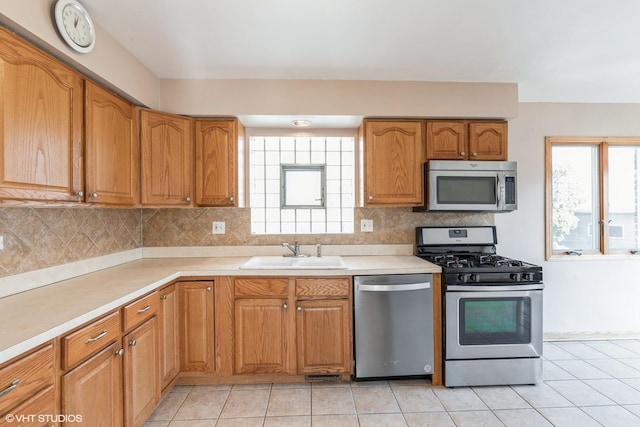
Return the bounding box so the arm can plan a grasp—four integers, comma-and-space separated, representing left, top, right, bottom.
144, 340, 640, 426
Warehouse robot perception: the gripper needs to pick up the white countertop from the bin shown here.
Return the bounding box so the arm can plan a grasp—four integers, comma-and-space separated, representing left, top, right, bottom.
0, 255, 439, 365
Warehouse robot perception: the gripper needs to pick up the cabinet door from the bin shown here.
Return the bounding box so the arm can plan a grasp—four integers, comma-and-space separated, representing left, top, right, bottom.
426, 121, 467, 160
468, 121, 508, 160
123, 317, 160, 427
179, 281, 214, 372
363, 120, 424, 206
296, 299, 351, 374
159, 285, 179, 389
0, 27, 83, 202
62, 342, 123, 427
194, 119, 238, 206
234, 298, 288, 374
140, 110, 193, 206
85, 81, 138, 205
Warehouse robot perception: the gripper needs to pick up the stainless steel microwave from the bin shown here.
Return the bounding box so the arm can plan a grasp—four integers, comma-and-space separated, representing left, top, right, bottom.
414, 160, 517, 212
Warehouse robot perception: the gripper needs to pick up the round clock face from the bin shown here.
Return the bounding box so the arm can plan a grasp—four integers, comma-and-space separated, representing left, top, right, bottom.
54, 0, 96, 53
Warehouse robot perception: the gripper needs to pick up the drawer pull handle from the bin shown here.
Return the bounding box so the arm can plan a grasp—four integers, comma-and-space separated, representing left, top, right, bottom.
136, 305, 151, 314
129, 340, 137, 347
0, 379, 19, 398
85, 330, 108, 344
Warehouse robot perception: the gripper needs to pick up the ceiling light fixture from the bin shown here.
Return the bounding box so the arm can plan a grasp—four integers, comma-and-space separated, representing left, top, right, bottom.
291, 119, 311, 127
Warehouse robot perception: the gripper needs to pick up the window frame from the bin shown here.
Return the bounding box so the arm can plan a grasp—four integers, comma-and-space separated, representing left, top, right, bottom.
545, 136, 640, 259
280, 164, 326, 209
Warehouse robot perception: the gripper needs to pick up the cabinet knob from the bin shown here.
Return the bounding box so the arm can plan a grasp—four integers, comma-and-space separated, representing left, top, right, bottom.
297, 306, 302, 312
229, 196, 234, 202
75, 191, 84, 197
206, 286, 212, 291
129, 339, 137, 347
368, 195, 373, 200
185, 196, 191, 202
460, 151, 466, 156
90, 192, 98, 198
283, 303, 288, 310
471, 152, 477, 157
161, 295, 167, 300
115, 348, 124, 356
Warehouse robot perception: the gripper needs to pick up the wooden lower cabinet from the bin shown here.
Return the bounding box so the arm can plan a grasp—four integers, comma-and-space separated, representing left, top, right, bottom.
231, 277, 352, 378
0, 386, 56, 427
234, 298, 289, 374
159, 285, 179, 390
61, 342, 124, 427
123, 317, 160, 427
296, 299, 351, 374
179, 281, 214, 373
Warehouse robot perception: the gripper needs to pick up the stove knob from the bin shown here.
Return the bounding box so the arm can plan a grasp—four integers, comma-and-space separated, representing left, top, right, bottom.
457, 274, 468, 283
522, 273, 532, 281
510, 273, 521, 282
470, 274, 479, 282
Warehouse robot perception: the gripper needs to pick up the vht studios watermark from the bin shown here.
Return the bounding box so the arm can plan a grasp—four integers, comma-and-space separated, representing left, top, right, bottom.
4, 413, 83, 424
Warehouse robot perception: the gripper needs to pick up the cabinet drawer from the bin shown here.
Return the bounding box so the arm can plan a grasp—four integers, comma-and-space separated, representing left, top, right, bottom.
62, 311, 121, 369
296, 278, 350, 297
234, 278, 288, 297
0, 344, 54, 416
0, 386, 55, 425
123, 291, 159, 332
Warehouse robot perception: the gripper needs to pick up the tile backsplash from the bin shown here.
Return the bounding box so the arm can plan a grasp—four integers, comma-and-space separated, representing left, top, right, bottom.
0, 207, 142, 278
0, 206, 492, 279
142, 207, 493, 247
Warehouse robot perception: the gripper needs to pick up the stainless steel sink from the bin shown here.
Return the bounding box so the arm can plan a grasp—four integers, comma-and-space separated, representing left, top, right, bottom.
239, 256, 348, 270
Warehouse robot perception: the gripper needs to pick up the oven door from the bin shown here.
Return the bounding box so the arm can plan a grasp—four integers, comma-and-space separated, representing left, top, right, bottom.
445, 288, 543, 359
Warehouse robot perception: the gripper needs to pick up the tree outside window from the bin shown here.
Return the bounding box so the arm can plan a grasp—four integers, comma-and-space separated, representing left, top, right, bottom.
546, 137, 640, 258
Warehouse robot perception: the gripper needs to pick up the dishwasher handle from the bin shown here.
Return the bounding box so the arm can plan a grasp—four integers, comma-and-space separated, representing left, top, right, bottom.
358, 282, 431, 292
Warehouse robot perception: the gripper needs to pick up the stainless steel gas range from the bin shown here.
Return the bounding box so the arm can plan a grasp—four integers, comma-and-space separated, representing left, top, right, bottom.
416, 226, 544, 387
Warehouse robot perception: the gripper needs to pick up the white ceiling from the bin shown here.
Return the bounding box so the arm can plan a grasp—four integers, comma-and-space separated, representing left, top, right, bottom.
83, 0, 640, 104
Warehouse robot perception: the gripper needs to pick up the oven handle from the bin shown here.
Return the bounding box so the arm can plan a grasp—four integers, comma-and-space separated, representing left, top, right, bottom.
358, 282, 431, 292
447, 284, 544, 292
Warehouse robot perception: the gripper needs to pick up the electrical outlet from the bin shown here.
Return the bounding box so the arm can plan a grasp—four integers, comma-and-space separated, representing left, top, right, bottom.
361, 219, 374, 232
212, 221, 226, 234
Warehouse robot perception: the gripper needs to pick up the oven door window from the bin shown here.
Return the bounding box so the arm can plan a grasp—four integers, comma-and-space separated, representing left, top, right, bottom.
437, 176, 497, 204
459, 297, 531, 345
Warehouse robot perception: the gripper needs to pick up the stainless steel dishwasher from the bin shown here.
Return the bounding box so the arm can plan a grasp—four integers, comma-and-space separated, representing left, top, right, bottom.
354, 274, 433, 379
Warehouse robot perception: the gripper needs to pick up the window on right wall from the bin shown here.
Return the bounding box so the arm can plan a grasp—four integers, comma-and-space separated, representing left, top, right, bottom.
545, 137, 640, 258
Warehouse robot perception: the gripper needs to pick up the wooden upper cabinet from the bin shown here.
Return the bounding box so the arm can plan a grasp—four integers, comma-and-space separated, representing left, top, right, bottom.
426, 120, 508, 161
84, 80, 138, 205
363, 120, 424, 206
425, 121, 467, 160
194, 119, 243, 206
140, 110, 193, 206
0, 27, 83, 202
468, 121, 508, 160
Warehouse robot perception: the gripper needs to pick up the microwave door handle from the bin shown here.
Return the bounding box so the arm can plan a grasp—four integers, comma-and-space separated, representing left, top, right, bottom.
496, 175, 501, 206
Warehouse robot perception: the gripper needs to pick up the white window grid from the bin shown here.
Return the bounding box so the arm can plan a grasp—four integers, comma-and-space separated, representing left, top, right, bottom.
249, 136, 355, 235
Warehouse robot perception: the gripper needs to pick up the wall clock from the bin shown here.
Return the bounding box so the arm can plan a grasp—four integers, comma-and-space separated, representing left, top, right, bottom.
52, 0, 96, 54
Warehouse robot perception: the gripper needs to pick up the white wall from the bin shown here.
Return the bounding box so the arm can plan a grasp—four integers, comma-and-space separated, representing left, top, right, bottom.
0, 0, 160, 107
496, 103, 640, 338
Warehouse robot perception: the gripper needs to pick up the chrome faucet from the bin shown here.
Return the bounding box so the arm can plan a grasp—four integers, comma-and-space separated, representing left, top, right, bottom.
282, 240, 301, 257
